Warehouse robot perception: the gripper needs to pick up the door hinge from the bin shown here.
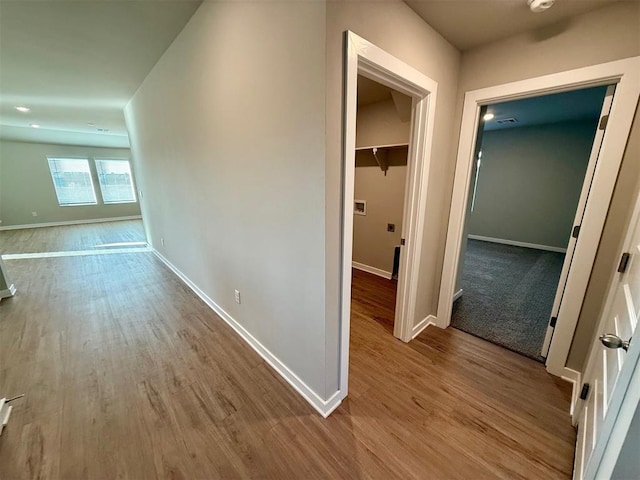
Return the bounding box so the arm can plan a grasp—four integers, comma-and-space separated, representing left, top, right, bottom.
549, 316, 557, 328
599, 114, 609, 130
572, 225, 581, 239
618, 252, 631, 273
580, 383, 590, 400
400, 238, 406, 246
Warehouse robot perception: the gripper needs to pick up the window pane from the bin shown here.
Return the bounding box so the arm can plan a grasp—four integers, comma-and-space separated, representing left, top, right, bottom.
47, 158, 97, 206
95, 159, 137, 204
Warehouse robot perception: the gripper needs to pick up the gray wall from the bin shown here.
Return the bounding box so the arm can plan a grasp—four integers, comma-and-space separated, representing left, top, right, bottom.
468, 120, 598, 249
0, 140, 140, 227
353, 96, 410, 274
355, 98, 410, 149
125, 2, 328, 397
325, 0, 462, 393
456, 0, 640, 372
127, 0, 463, 402
353, 149, 407, 274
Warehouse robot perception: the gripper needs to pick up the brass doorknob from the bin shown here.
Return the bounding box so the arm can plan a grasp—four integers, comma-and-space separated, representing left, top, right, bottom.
599, 334, 631, 352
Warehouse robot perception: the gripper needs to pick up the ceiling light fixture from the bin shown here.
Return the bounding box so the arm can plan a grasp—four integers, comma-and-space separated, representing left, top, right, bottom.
30, 124, 40, 128
15, 106, 30, 113
528, 0, 555, 13
87, 123, 95, 126
483, 113, 495, 121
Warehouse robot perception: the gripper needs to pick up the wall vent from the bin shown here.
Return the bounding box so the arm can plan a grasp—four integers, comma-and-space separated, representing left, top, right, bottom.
496, 117, 518, 125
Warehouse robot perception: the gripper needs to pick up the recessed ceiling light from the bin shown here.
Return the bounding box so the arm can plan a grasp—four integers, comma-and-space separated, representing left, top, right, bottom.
483, 113, 495, 121
15, 106, 30, 113
87, 123, 95, 126
30, 124, 40, 128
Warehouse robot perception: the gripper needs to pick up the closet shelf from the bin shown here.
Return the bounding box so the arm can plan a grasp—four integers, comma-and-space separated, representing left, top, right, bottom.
355, 142, 409, 151
354, 143, 409, 175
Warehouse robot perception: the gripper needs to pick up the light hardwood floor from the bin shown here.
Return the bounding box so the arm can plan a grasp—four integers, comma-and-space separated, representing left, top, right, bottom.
0, 220, 146, 255
0, 221, 575, 479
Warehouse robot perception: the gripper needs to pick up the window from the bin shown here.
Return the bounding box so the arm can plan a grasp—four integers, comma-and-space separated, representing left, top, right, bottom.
47, 157, 97, 206
95, 159, 137, 204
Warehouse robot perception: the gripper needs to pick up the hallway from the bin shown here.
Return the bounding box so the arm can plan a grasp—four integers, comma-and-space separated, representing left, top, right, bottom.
0, 221, 575, 479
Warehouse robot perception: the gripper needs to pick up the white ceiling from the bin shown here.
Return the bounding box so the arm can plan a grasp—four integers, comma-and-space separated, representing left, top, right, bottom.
404, 0, 622, 51
0, 0, 202, 148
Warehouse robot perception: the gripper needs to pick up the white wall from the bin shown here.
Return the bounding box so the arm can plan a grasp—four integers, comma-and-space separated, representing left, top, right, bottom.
125, 1, 328, 399
468, 120, 598, 249
0, 140, 139, 227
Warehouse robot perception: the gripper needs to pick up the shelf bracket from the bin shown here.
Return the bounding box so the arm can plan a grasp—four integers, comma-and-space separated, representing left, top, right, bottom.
372, 147, 389, 175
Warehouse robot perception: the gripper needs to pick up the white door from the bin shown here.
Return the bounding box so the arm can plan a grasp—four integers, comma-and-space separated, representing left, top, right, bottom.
541, 85, 616, 357
573, 190, 640, 479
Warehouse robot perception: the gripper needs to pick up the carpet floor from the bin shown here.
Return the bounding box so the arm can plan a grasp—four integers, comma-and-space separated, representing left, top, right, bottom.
452, 239, 565, 362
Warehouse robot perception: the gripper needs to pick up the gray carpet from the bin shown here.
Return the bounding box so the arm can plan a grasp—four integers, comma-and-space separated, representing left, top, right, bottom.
452, 239, 565, 362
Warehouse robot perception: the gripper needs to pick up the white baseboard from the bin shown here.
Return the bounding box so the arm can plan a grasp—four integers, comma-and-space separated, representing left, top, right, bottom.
151, 249, 341, 418
0, 284, 16, 300
561, 367, 581, 421
453, 289, 463, 302
352, 261, 392, 280
411, 314, 436, 339
468, 234, 567, 253
0, 215, 142, 231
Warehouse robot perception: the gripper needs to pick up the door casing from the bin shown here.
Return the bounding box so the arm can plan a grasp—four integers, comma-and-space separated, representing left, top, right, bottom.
338, 31, 439, 400
437, 57, 640, 385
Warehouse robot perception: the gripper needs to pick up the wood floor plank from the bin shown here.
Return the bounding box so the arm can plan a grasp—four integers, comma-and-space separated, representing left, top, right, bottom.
0, 220, 145, 255
0, 221, 575, 479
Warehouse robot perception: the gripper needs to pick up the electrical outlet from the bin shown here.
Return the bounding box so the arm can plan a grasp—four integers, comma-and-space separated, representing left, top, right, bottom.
234, 289, 241, 304
387, 223, 395, 232
31, 211, 38, 217
160, 237, 165, 247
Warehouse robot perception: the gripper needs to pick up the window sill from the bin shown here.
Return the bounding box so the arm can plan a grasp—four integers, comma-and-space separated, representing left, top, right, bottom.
59, 203, 98, 207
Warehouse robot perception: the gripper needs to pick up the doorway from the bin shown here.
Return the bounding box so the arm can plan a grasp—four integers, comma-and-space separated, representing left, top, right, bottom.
437, 57, 640, 380
351, 75, 411, 335
451, 85, 611, 362
338, 32, 439, 399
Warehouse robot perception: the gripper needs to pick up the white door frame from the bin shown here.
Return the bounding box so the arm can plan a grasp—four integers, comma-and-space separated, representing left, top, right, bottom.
437, 57, 640, 379
339, 31, 438, 396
